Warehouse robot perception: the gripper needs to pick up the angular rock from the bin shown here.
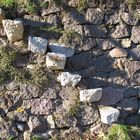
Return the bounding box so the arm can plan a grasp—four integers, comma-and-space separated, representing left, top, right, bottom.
80, 88, 102, 102
28, 36, 48, 54
49, 43, 74, 57
77, 105, 99, 126
116, 97, 138, 114
121, 12, 138, 25
20, 84, 41, 99
129, 45, 140, 61
42, 88, 57, 99
28, 116, 47, 133
111, 24, 130, 39
99, 87, 124, 106
0, 8, 5, 24
109, 47, 128, 58
99, 106, 120, 124
23, 130, 32, 140
2, 19, 24, 42
30, 99, 53, 115
121, 38, 131, 48
84, 25, 107, 38
131, 26, 140, 43
58, 72, 81, 87
96, 39, 120, 50
86, 8, 104, 24
6, 81, 19, 91
46, 53, 66, 70
47, 115, 55, 129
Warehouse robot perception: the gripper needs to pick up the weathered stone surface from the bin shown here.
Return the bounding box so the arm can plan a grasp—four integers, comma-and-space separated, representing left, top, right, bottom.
109, 47, 128, 58
99, 107, 120, 124
84, 25, 107, 38
42, 88, 57, 99
121, 12, 138, 25
77, 105, 99, 126
80, 88, 102, 102
46, 53, 66, 70
131, 72, 140, 86
122, 87, 138, 98
6, 81, 19, 91
0, 120, 18, 139
47, 115, 55, 129
23, 130, 32, 140
131, 26, 140, 43
30, 99, 53, 115
121, 38, 131, 48
54, 107, 77, 128
116, 97, 138, 114
28, 116, 47, 133
0, 8, 5, 24
20, 84, 41, 99
58, 72, 81, 87
59, 87, 79, 100
49, 43, 74, 57
96, 39, 120, 50
86, 8, 104, 24
7, 109, 28, 122
99, 87, 124, 106
2, 19, 24, 42
28, 36, 48, 53
111, 24, 130, 39
129, 45, 140, 61
80, 37, 96, 51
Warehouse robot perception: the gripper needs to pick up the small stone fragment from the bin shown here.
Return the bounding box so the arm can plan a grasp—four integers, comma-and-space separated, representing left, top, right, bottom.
47, 115, 55, 129
28, 36, 48, 53
49, 43, 74, 57
58, 72, 81, 87
99, 106, 120, 124
131, 26, 140, 44
109, 47, 128, 58
23, 130, 31, 140
46, 53, 66, 70
121, 38, 131, 48
2, 19, 24, 42
80, 88, 102, 102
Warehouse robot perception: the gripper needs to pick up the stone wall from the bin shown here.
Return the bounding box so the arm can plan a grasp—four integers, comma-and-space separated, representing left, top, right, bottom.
0, 0, 140, 139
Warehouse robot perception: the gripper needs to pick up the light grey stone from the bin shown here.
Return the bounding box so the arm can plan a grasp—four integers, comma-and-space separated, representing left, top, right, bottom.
80, 88, 102, 102
2, 19, 24, 42
99, 106, 120, 124
49, 43, 74, 57
47, 115, 55, 129
28, 36, 48, 53
131, 26, 140, 43
46, 52, 66, 70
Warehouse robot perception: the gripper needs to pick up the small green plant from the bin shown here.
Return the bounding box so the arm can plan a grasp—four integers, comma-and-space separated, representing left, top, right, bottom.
0, 0, 16, 8
127, 0, 138, 9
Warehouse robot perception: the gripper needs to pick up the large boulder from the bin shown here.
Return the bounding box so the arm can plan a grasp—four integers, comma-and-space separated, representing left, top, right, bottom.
2, 19, 24, 42
28, 36, 48, 54
99, 106, 120, 124
80, 88, 102, 102
46, 52, 66, 70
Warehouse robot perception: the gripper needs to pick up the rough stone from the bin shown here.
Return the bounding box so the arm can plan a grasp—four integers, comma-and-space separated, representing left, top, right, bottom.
23, 130, 32, 140
122, 87, 138, 98
121, 38, 131, 48
20, 84, 41, 99
28, 116, 47, 133
2, 19, 24, 42
46, 52, 66, 70
131, 26, 140, 43
77, 105, 99, 126
116, 97, 138, 114
42, 88, 57, 99
99, 106, 120, 124
96, 39, 120, 50
129, 45, 140, 61
80, 88, 102, 102
58, 72, 81, 87
47, 115, 55, 129
121, 12, 138, 25
28, 36, 48, 54
30, 99, 53, 115
6, 81, 19, 91
84, 25, 107, 38
111, 24, 130, 39
109, 47, 128, 58
99, 87, 124, 106
86, 8, 104, 24
49, 43, 74, 57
